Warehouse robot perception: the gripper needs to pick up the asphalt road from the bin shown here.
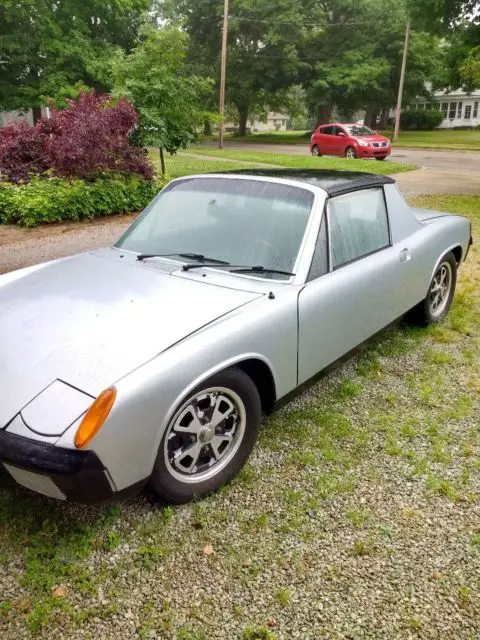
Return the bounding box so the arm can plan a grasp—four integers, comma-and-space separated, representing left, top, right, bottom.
207, 143, 480, 197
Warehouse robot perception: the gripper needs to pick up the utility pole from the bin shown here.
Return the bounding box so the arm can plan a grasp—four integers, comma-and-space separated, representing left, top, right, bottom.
218, 0, 229, 149
393, 19, 410, 142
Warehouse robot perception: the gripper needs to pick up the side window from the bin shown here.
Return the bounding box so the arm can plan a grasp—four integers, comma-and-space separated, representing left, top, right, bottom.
307, 214, 328, 281
321, 125, 333, 135
328, 188, 390, 269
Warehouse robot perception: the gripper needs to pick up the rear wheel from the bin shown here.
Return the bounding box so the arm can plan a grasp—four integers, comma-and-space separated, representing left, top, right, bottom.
345, 146, 356, 159
150, 367, 262, 504
311, 145, 322, 157
410, 252, 457, 324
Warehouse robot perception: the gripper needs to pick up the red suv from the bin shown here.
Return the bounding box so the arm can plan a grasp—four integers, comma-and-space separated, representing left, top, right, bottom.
310, 123, 391, 161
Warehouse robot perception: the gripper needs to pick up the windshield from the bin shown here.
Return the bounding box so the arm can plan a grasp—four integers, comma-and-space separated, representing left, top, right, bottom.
344, 125, 374, 136
116, 177, 314, 279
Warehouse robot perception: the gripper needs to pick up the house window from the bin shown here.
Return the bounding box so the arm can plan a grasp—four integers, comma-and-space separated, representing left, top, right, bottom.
474, 102, 479, 118
418, 103, 425, 110
441, 103, 448, 118
457, 102, 463, 118
449, 102, 457, 119
465, 105, 472, 119
426, 103, 431, 110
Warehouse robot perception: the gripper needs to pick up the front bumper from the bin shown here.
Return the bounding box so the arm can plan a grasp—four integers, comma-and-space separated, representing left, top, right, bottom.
0, 429, 145, 503
357, 146, 391, 158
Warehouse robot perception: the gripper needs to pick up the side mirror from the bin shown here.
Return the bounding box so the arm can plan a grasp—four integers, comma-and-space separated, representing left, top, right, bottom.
338, 131, 346, 137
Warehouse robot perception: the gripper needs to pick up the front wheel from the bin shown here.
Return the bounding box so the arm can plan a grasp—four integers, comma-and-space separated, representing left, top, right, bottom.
345, 146, 356, 159
410, 252, 457, 325
311, 144, 322, 157
150, 367, 262, 504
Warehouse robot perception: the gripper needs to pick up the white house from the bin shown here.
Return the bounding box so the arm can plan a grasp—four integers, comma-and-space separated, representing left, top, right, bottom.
224, 112, 290, 133
0, 107, 50, 127
407, 89, 480, 129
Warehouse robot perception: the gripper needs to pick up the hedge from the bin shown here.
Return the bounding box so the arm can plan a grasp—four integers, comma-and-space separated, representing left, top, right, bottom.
0, 173, 168, 227
401, 109, 443, 130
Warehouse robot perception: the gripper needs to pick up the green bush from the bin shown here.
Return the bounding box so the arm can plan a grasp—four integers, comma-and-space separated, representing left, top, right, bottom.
0, 173, 167, 227
401, 109, 443, 130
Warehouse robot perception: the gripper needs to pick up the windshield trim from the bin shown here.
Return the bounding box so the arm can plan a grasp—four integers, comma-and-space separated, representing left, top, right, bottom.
114, 174, 324, 285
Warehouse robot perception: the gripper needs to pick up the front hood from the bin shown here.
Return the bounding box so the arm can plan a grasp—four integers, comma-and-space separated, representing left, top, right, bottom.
0, 250, 263, 429
359, 135, 389, 143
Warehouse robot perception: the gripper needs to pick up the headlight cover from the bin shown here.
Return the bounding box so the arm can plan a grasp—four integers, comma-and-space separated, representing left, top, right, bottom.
358, 140, 369, 147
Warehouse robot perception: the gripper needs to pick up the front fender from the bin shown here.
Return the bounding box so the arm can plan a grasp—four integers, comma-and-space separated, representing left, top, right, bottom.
60, 290, 299, 490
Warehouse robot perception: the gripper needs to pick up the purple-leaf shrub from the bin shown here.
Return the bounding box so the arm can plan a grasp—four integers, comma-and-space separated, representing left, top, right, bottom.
0, 121, 49, 183
0, 92, 154, 184
39, 92, 154, 180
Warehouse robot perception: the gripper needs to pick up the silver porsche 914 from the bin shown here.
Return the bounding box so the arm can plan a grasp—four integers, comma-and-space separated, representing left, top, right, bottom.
0, 169, 473, 504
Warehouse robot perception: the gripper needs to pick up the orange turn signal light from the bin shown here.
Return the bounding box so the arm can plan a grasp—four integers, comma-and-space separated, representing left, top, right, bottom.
74, 387, 117, 449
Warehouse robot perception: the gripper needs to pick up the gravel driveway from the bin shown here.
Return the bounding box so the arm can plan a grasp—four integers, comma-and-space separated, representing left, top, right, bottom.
0, 214, 135, 275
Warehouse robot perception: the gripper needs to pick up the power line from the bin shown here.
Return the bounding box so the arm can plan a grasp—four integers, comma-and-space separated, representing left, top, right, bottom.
229, 15, 405, 27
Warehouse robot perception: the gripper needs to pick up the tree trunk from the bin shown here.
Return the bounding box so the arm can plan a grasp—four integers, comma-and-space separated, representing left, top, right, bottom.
364, 105, 381, 129
379, 108, 389, 129
32, 105, 42, 125
364, 104, 374, 128
238, 107, 249, 136
159, 147, 166, 175
315, 104, 332, 128
203, 120, 212, 136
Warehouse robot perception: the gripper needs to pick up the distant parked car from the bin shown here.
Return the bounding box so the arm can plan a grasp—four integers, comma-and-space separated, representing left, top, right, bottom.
311, 123, 391, 161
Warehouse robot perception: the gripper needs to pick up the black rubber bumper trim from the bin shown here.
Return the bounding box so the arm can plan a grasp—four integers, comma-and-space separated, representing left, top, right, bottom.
0, 429, 148, 504
0, 428, 102, 476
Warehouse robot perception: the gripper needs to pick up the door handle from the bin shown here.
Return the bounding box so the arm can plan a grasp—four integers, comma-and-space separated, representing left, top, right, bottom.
399, 248, 411, 263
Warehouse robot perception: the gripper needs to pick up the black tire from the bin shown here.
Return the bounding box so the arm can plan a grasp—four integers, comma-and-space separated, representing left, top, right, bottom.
410, 252, 457, 325
311, 144, 322, 157
375, 156, 387, 161
150, 367, 261, 504
345, 146, 356, 159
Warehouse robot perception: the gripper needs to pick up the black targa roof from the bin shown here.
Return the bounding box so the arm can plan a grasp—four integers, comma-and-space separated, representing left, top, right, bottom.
217, 169, 395, 196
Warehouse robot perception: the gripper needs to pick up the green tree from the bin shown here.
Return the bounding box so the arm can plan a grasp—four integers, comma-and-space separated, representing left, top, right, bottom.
299, 0, 445, 127
0, 0, 151, 118
408, 0, 479, 91
112, 24, 215, 174
163, 0, 310, 135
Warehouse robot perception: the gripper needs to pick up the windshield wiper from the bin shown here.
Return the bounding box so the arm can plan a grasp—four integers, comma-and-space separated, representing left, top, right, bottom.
136, 253, 230, 265
182, 263, 295, 277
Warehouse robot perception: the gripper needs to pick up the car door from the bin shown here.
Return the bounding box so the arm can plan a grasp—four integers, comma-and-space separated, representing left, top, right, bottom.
330, 126, 346, 156
318, 125, 334, 155
297, 187, 406, 384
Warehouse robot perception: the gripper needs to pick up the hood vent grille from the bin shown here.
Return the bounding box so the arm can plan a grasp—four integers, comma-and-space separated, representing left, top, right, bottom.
140, 258, 184, 275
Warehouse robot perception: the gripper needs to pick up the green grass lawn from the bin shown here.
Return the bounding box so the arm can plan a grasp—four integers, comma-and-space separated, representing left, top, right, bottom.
153, 153, 260, 179
204, 128, 480, 152
392, 129, 480, 151
188, 147, 417, 174
408, 194, 480, 217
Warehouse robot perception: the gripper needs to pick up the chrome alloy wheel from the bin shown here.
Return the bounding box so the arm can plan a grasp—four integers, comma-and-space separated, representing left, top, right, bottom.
345, 147, 356, 159
164, 387, 246, 483
428, 261, 452, 318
